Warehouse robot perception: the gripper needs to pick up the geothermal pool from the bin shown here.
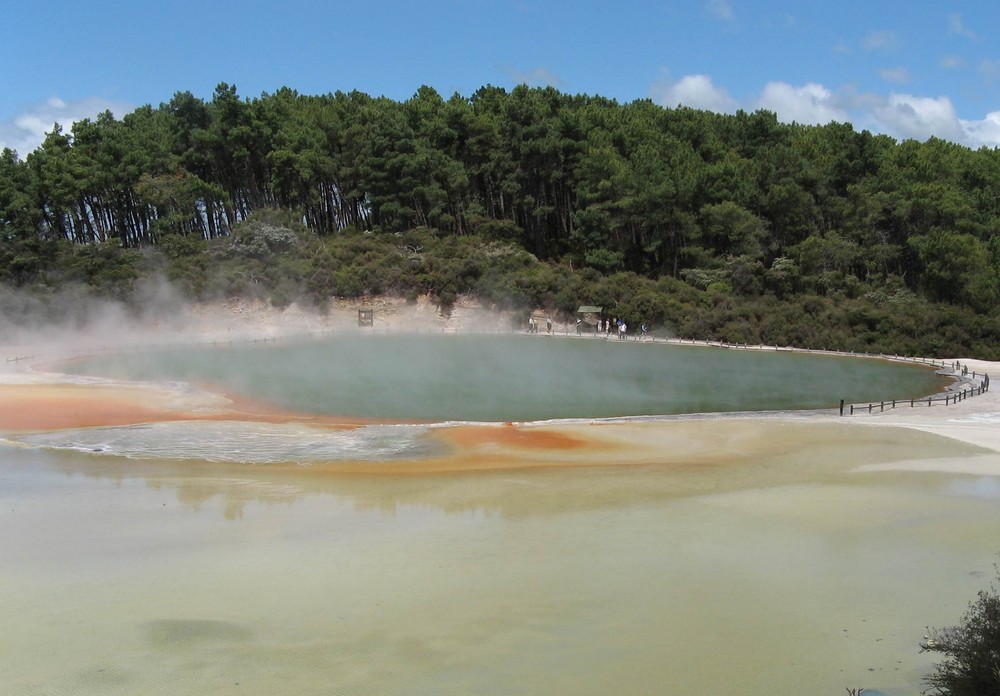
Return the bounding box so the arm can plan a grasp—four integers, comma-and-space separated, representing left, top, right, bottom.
58, 334, 947, 422
1, 335, 996, 695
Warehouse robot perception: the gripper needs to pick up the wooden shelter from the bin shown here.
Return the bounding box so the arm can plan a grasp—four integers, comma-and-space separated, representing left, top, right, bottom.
576, 305, 603, 324
576, 305, 603, 334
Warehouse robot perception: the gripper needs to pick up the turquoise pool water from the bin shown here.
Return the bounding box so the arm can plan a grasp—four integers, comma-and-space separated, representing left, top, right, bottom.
60, 334, 947, 422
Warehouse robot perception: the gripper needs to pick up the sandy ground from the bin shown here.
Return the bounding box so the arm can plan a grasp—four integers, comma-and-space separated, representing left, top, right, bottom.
1, 296, 997, 473
838, 357, 1000, 450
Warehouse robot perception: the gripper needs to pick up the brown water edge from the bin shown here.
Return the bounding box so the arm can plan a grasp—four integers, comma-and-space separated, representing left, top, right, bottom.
1, 373, 992, 477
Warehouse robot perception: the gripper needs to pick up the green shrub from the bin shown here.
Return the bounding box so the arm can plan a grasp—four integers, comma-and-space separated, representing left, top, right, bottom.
923, 564, 1000, 696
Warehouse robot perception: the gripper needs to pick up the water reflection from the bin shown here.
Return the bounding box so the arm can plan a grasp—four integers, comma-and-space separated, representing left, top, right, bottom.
144, 619, 254, 647
12, 419, 986, 520
946, 475, 1000, 500
3, 421, 998, 695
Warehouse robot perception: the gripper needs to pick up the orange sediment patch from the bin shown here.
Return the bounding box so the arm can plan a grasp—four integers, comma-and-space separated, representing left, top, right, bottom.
0, 379, 633, 473
404, 417, 833, 475
0, 378, 750, 473
442, 422, 592, 451
0, 382, 370, 433
0, 379, 870, 476
319, 422, 653, 475
0, 384, 194, 431
352, 422, 613, 474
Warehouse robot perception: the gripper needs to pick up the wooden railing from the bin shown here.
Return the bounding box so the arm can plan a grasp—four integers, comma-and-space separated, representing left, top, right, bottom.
840, 367, 990, 416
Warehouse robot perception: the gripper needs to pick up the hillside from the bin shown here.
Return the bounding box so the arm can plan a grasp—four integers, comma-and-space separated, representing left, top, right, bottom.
2, 83, 999, 357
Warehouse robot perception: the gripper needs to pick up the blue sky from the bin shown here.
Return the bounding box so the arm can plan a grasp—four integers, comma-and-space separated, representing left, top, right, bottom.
3, 1, 1000, 155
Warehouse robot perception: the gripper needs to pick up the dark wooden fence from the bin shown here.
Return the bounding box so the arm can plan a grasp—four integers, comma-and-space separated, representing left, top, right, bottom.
839, 362, 990, 416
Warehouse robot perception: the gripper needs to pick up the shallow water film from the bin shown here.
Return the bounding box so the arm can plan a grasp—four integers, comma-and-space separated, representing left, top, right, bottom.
1, 338, 993, 695
3, 422, 1000, 695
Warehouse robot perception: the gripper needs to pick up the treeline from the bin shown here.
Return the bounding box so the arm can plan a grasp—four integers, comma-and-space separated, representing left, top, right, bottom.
1, 83, 999, 357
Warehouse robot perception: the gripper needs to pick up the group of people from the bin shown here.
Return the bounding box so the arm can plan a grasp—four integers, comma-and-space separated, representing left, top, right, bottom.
597, 317, 629, 339
527, 316, 552, 333
595, 318, 647, 339
536, 315, 651, 340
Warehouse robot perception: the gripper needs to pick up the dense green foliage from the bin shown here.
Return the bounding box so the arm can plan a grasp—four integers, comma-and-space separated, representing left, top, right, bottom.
923, 566, 1000, 695
2, 83, 999, 357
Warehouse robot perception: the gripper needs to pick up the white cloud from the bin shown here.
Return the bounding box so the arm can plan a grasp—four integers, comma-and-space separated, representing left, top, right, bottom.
830, 90, 1000, 147
861, 30, 899, 52
833, 41, 852, 55
778, 14, 801, 31
0, 96, 134, 158
879, 67, 910, 84
650, 73, 737, 113
979, 59, 1000, 84
706, 0, 733, 22
948, 13, 977, 41
870, 93, 966, 142
940, 55, 964, 69
648, 70, 1000, 148
962, 112, 1000, 148
755, 82, 850, 125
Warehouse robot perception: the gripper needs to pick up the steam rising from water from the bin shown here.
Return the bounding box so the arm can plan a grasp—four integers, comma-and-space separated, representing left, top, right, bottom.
1, 289, 951, 470
59, 334, 948, 422
0, 277, 193, 348
0, 281, 506, 364
2, 331, 948, 465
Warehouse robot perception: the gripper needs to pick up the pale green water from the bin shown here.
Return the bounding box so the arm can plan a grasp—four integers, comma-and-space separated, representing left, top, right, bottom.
2, 425, 999, 695
61, 335, 947, 421
1, 338, 995, 695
